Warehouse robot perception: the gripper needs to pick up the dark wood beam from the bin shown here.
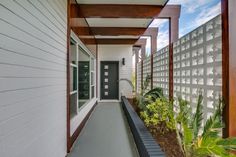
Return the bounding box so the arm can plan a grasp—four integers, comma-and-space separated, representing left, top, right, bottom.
80, 38, 97, 44
71, 27, 147, 36
72, 27, 92, 36
89, 39, 139, 45
91, 27, 146, 36
71, 4, 164, 18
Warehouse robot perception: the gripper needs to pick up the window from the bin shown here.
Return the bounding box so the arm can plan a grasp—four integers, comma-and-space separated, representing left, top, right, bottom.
69, 35, 96, 118
78, 47, 90, 108
70, 38, 78, 118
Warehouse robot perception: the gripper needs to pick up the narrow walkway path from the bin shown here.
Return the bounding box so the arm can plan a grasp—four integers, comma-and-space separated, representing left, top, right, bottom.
68, 102, 139, 157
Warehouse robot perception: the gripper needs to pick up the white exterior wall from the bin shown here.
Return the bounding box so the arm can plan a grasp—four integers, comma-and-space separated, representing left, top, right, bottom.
0, 0, 67, 157
98, 45, 133, 100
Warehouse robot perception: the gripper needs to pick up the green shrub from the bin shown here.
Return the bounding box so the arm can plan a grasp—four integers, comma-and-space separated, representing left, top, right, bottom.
136, 87, 164, 111
140, 97, 176, 134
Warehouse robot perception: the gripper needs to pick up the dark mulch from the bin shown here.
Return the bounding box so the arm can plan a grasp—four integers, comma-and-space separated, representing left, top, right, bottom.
127, 98, 184, 157
153, 130, 184, 157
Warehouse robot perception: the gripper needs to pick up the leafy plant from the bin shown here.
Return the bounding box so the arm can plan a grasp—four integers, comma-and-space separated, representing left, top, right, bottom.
177, 94, 236, 157
140, 97, 176, 134
136, 87, 163, 111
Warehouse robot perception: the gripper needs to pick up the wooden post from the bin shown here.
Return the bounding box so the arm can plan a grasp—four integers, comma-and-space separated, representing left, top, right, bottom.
143, 28, 158, 90
141, 44, 146, 94
222, 0, 229, 138
222, 0, 236, 138
150, 29, 157, 89
134, 39, 147, 94
133, 47, 140, 94
168, 18, 174, 100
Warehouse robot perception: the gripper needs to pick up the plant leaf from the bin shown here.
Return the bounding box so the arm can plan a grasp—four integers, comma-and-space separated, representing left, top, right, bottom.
192, 93, 204, 140
202, 98, 223, 138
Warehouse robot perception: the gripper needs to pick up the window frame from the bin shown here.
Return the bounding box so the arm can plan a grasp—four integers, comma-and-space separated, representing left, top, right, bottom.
70, 31, 96, 113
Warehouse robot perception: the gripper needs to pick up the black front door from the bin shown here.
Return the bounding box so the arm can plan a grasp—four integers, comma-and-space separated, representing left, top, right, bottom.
101, 61, 119, 100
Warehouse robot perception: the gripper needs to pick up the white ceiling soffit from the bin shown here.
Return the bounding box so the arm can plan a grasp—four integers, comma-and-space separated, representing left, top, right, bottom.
95, 35, 140, 39
86, 18, 152, 28
76, 0, 168, 5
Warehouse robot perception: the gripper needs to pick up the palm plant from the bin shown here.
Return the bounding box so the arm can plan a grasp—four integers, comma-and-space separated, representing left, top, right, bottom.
177, 94, 236, 157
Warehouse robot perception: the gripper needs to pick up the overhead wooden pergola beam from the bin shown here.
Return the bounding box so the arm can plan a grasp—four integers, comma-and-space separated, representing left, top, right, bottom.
134, 38, 147, 93
91, 27, 146, 36
82, 39, 138, 45
134, 38, 147, 47
71, 4, 164, 18
72, 27, 147, 36
158, 5, 181, 19
158, 5, 181, 42
72, 27, 92, 36
97, 39, 138, 44
143, 28, 158, 53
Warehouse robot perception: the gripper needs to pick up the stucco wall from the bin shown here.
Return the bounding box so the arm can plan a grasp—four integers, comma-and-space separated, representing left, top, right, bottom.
98, 45, 133, 100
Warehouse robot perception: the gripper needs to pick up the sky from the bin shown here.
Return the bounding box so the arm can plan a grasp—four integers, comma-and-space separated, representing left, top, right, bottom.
149, 0, 221, 51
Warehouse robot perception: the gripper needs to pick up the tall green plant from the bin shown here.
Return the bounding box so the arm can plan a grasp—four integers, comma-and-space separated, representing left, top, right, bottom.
177, 94, 236, 157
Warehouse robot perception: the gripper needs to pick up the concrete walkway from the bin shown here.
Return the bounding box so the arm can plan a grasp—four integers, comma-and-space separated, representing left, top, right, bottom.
68, 102, 139, 157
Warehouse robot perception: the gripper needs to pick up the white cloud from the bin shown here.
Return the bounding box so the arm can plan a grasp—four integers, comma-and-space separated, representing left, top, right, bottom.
194, 2, 221, 26
168, 0, 214, 13
157, 30, 169, 51
178, 1, 221, 37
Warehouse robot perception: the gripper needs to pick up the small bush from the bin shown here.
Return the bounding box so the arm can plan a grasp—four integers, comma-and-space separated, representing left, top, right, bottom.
140, 97, 175, 134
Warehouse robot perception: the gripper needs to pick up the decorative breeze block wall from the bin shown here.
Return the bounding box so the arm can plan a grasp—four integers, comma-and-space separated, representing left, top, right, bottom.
173, 15, 222, 122
153, 46, 169, 96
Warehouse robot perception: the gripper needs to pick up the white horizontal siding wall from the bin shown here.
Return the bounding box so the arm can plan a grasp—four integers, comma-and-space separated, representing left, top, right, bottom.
0, 0, 67, 157
98, 45, 133, 100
